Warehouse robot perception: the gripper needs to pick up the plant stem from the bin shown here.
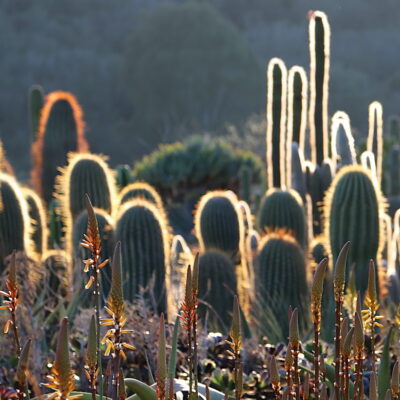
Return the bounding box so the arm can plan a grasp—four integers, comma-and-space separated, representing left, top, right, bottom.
188, 318, 193, 396
193, 313, 198, 398
343, 356, 350, 400
292, 344, 300, 400
334, 300, 342, 400
93, 268, 103, 400
112, 323, 122, 400
11, 309, 21, 356
313, 317, 320, 399
355, 351, 363, 400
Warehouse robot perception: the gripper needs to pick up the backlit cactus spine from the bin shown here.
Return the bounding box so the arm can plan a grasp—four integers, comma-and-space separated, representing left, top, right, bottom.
31, 91, 89, 204
266, 58, 287, 189
367, 101, 383, 186
309, 11, 331, 165
22, 187, 47, 258
324, 165, 385, 294
29, 84, 44, 140
118, 182, 163, 209
0, 173, 31, 272
115, 199, 171, 314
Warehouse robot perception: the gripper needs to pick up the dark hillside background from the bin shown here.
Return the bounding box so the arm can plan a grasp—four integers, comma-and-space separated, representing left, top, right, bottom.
1, 0, 399, 178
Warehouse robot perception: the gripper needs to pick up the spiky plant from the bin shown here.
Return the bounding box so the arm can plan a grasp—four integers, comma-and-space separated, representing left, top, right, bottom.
31, 91, 89, 204
115, 198, 170, 313
115, 165, 132, 190
22, 187, 48, 258
257, 188, 307, 249
0, 173, 31, 272
289, 309, 300, 400
29, 84, 44, 140
324, 165, 385, 294
308, 10, 330, 165
84, 315, 98, 400
118, 182, 163, 209
266, 58, 287, 189
367, 101, 384, 186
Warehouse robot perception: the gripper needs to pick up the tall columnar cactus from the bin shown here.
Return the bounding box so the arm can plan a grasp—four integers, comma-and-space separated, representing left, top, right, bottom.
257, 231, 309, 335
195, 190, 244, 261
115, 199, 170, 313
31, 91, 89, 204
198, 250, 237, 332
29, 85, 44, 140
72, 208, 115, 295
324, 165, 384, 294
22, 187, 47, 257
389, 145, 400, 196
290, 142, 307, 201
266, 58, 287, 189
331, 111, 356, 170
239, 165, 252, 204
48, 199, 63, 249
115, 164, 133, 189
257, 188, 307, 249
118, 182, 163, 209
0, 173, 31, 271
388, 115, 400, 142
308, 11, 331, 165
287, 66, 308, 155
367, 101, 383, 186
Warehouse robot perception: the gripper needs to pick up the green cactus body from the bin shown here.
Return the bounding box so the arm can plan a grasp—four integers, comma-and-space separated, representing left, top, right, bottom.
290, 142, 307, 202
31, 91, 89, 204
29, 85, 44, 140
257, 232, 309, 335
115, 199, 170, 314
257, 188, 307, 249
73, 208, 115, 296
266, 58, 287, 189
324, 165, 384, 294
115, 164, 133, 189
48, 199, 64, 249
118, 182, 163, 209
309, 11, 330, 165
0, 173, 31, 271
198, 250, 237, 332
239, 165, 252, 204
22, 187, 47, 258
195, 190, 244, 261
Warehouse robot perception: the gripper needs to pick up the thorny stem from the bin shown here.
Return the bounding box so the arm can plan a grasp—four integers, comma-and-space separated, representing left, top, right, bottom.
355, 350, 363, 400
313, 317, 320, 399
193, 304, 199, 398
111, 322, 122, 400
93, 267, 103, 398
188, 317, 193, 396
291, 344, 300, 400
334, 299, 342, 400
11, 308, 21, 357
343, 356, 350, 400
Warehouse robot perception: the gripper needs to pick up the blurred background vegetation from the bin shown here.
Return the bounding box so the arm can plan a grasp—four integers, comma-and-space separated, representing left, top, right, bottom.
1, 0, 400, 179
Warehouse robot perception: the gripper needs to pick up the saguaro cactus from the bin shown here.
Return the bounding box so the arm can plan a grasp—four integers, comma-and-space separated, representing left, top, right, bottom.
309, 11, 331, 165
115, 199, 170, 313
29, 85, 44, 140
118, 182, 163, 209
31, 91, 89, 204
367, 101, 383, 186
266, 58, 287, 189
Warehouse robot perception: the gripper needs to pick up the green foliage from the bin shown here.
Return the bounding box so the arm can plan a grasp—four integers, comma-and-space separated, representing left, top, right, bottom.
29, 84, 44, 140
115, 164, 133, 190
257, 189, 307, 249
198, 250, 237, 332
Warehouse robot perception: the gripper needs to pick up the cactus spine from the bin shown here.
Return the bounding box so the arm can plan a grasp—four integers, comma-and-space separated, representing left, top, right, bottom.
118, 182, 163, 209
309, 11, 331, 165
324, 165, 385, 294
266, 58, 287, 189
29, 85, 44, 140
31, 91, 89, 204
367, 101, 383, 186
22, 187, 47, 258
0, 173, 31, 271
115, 199, 170, 314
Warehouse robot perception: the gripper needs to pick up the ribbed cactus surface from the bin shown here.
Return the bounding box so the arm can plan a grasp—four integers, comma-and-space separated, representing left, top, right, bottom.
257, 232, 309, 335
324, 165, 383, 293
119, 182, 163, 209
198, 250, 237, 331
257, 189, 307, 249
195, 191, 243, 261
115, 199, 169, 313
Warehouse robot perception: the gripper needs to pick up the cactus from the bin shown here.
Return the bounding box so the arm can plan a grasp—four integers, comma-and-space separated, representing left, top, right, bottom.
115, 164, 133, 189
72, 208, 115, 296
29, 85, 44, 140
198, 250, 237, 331
290, 142, 307, 201
239, 165, 252, 204
0, 173, 31, 271
257, 189, 307, 249
287, 66, 308, 154
367, 101, 383, 186
31, 91, 89, 204
331, 111, 356, 169
266, 58, 287, 189
324, 165, 384, 294
309, 11, 331, 165
22, 187, 47, 257
256, 231, 309, 335
48, 199, 63, 249
310, 235, 328, 266
115, 199, 170, 313
118, 182, 163, 209
195, 190, 244, 261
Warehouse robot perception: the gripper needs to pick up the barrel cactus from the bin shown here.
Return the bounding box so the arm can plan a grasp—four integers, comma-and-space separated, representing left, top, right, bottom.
198, 250, 237, 332
0, 173, 31, 271
118, 182, 163, 209
256, 231, 309, 335
257, 189, 307, 249
115, 199, 170, 313
31, 91, 89, 204
22, 187, 47, 258
195, 190, 244, 261
29, 84, 44, 140
324, 165, 385, 294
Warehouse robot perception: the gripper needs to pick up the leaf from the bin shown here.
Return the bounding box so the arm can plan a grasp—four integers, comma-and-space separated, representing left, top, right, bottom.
378, 326, 393, 400
333, 241, 350, 296
167, 316, 180, 379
